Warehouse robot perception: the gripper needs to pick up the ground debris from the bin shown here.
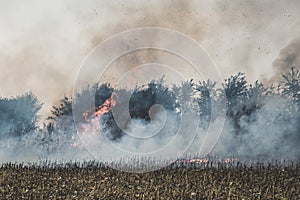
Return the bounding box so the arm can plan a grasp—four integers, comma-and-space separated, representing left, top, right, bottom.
0, 162, 299, 199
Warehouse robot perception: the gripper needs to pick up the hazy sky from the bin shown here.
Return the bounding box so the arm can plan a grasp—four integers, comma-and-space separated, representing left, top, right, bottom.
1, 0, 300, 117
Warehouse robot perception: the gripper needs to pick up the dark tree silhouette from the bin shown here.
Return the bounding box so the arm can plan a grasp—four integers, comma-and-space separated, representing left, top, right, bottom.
49, 96, 72, 120
223, 73, 248, 114
129, 78, 177, 121
280, 67, 300, 103
222, 73, 248, 134
47, 96, 74, 135
95, 83, 114, 107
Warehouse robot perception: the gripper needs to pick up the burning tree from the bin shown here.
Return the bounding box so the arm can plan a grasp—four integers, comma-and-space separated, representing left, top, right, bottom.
1, 69, 300, 161
44, 84, 117, 146
67, 78, 178, 141
94, 78, 178, 140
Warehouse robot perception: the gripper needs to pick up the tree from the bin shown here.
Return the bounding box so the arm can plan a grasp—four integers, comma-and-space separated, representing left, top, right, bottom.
41, 95, 75, 154
244, 81, 266, 112
48, 96, 74, 135
49, 96, 72, 120
71, 83, 113, 121
172, 80, 196, 114
222, 73, 248, 134
195, 80, 217, 128
223, 73, 248, 115
48, 83, 114, 132
278, 67, 300, 145
0, 92, 42, 138
95, 83, 114, 107
49, 83, 120, 140
129, 78, 177, 121
280, 67, 300, 104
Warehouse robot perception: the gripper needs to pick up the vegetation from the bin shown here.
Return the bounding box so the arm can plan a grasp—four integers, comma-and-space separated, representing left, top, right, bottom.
0, 68, 299, 158
1, 68, 300, 198
0, 161, 299, 199
0, 92, 42, 138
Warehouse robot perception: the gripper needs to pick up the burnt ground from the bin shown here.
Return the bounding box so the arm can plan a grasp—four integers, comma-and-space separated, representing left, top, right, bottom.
0, 162, 299, 199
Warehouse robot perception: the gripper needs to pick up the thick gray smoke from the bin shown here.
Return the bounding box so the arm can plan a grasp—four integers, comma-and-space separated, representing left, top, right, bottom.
271, 38, 300, 82
0, 103, 298, 166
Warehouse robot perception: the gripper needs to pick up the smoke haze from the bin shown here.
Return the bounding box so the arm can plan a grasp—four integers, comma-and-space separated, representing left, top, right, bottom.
1, 1, 300, 172
1, 1, 300, 117
271, 37, 300, 81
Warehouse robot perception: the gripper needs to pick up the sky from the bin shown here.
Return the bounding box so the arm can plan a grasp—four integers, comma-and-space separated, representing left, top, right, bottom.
0, 0, 300, 118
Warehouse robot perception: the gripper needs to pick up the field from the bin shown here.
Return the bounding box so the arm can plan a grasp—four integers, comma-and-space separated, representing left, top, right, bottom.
0, 161, 299, 199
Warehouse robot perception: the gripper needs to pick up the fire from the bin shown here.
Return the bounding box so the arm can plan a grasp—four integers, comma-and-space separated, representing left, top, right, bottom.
187, 158, 209, 163
82, 112, 88, 120
174, 157, 239, 165
93, 95, 116, 118
71, 94, 117, 147
223, 157, 238, 163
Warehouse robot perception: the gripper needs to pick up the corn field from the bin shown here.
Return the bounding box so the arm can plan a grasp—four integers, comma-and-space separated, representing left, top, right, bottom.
0, 160, 299, 199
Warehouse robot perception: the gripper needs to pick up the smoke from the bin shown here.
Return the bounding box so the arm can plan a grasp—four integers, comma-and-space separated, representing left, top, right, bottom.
270, 38, 300, 82
1, 0, 300, 118
214, 96, 300, 161
1, 81, 299, 170
0, 0, 209, 119
1, 1, 300, 170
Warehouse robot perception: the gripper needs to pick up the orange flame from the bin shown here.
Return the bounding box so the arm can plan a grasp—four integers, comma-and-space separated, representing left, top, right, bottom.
93, 95, 116, 118
187, 158, 209, 163
71, 94, 117, 147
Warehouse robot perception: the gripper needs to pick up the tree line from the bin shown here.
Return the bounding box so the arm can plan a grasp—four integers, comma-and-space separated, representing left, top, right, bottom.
1, 67, 300, 148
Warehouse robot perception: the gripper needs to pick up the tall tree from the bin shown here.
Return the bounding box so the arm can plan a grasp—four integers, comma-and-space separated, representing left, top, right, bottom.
195, 80, 217, 128
222, 73, 248, 134
129, 78, 177, 121
279, 67, 300, 145
0, 92, 42, 137
280, 67, 300, 104
172, 80, 196, 114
